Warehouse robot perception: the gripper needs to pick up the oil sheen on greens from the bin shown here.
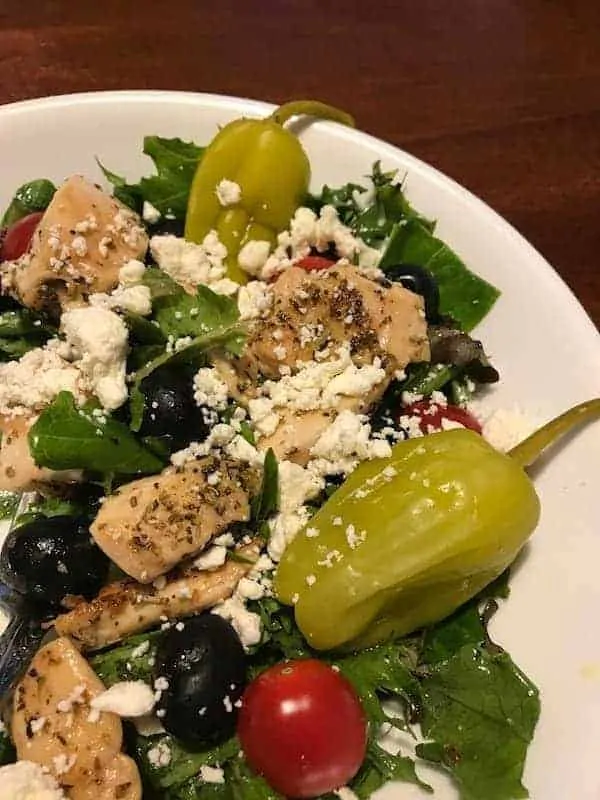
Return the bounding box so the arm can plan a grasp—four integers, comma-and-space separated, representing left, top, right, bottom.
91, 578, 539, 800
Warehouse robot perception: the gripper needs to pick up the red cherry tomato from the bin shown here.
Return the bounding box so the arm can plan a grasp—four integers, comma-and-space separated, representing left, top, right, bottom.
295, 255, 335, 272
238, 659, 367, 798
0, 211, 43, 262
403, 400, 482, 435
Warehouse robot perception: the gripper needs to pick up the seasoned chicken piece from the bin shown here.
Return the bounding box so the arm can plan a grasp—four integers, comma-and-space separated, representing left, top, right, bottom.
0, 415, 81, 492
11, 637, 141, 800
238, 265, 429, 380
91, 456, 259, 583
54, 542, 260, 650
1, 176, 148, 314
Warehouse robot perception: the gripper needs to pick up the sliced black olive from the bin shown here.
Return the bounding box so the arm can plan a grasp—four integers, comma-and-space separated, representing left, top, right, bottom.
155, 614, 247, 746
383, 263, 441, 322
138, 367, 210, 452
0, 515, 110, 609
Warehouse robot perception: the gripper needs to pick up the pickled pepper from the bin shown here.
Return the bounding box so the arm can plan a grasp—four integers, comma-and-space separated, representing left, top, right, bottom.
184, 100, 354, 283
275, 399, 600, 651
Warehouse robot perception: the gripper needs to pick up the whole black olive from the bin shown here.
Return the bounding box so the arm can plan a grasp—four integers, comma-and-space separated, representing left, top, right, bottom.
384, 263, 441, 322
0, 515, 110, 608
155, 614, 247, 746
138, 368, 210, 452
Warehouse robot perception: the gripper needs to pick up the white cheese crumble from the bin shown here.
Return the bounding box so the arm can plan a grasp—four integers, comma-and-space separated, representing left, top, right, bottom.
193, 368, 229, 410
193, 545, 227, 571
335, 787, 360, 800
0, 346, 84, 417
310, 409, 392, 474
61, 306, 129, 410
150, 232, 236, 295
90, 680, 156, 717
474, 405, 539, 452
212, 594, 262, 649
198, 765, 225, 784
142, 200, 161, 224
237, 280, 273, 321
147, 740, 172, 768
0, 761, 66, 800
216, 179, 242, 207
237, 239, 272, 277
267, 460, 324, 562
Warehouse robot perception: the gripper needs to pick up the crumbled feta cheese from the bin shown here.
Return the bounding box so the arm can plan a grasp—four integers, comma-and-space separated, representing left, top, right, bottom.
90, 680, 156, 717
212, 595, 262, 649
150, 232, 230, 293
193, 545, 228, 571
216, 179, 242, 207
267, 460, 324, 561
237, 280, 273, 320
193, 367, 229, 410
142, 201, 161, 224
0, 761, 66, 799
237, 240, 271, 276
61, 306, 129, 410
236, 577, 265, 600
199, 765, 225, 784
119, 258, 146, 285
475, 405, 539, 452
131, 640, 151, 659
310, 410, 392, 473
0, 345, 84, 417
91, 284, 152, 316
147, 740, 172, 768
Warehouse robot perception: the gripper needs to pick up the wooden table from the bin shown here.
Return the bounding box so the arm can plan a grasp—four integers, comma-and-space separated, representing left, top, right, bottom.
1, 0, 599, 326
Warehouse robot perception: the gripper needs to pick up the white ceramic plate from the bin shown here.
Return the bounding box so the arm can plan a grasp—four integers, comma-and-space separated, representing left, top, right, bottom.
1, 91, 599, 799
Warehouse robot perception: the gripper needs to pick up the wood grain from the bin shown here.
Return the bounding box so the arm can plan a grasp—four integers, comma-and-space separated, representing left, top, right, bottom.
0, 0, 598, 325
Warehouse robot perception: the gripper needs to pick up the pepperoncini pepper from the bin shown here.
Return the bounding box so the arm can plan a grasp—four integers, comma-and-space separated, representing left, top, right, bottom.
275, 399, 600, 651
184, 100, 354, 284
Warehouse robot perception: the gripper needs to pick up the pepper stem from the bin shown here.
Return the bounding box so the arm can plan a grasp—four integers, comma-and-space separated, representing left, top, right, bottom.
269, 100, 355, 128
508, 398, 600, 469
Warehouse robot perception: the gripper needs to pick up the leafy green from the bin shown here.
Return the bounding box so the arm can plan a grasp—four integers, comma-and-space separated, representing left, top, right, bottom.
91, 631, 160, 686
28, 392, 165, 475
417, 645, 539, 800
0, 490, 18, 521
15, 492, 98, 527
98, 136, 204, 220
0, 309, 55, 362
0, 730, 15, 766
251, 449, 279, 527
379, 219, 499, 331
130, 284, 246, 430
136, 734, 239, 790
1, 178, 56, 226
352, 743, 432, 798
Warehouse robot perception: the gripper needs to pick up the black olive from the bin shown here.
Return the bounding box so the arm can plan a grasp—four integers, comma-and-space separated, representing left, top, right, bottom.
383, 263, 441, 322
138, 368, 210, 452
155, 614, 247, 746
0, 516, 110, 609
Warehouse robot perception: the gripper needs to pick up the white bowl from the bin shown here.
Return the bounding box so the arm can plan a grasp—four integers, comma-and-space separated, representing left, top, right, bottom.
1, 91, 599, 799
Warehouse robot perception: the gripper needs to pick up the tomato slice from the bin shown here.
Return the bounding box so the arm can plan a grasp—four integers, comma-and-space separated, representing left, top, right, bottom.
402, 400, 482, 435
295, 255, 336, 271
0, 211, 43, 262
238, 659, 367, 798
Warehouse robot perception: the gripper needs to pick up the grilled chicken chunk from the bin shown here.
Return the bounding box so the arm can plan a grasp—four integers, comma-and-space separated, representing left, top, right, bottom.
54, 542, 259, 651
239, 265, 429, 381
11, 637, 141, 800
91, 456, 259, 584
0, 415, 81, 492
1, 176, 148, 314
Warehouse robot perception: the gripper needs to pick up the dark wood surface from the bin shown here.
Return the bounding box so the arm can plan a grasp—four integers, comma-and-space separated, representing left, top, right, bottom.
1, 0, 599, 326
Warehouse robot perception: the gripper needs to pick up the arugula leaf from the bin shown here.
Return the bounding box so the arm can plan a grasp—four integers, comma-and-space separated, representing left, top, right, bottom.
129, 285, 246, 430
226, 760, 282, 800
417, 645, 539, 800
91, 631, 160, 686
1, 178, 56, 226
28, 392, 164, 475
98, 136, 204, 220
379, 219, 499, 332
351, 743, 432, 798
0, 309, 55, 362
251, 449, 279, 525
136, 734, 239, 790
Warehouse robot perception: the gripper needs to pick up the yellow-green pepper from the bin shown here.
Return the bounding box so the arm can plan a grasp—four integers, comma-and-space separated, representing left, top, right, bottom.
184, 100, 354, 284
275, 399, 600, 651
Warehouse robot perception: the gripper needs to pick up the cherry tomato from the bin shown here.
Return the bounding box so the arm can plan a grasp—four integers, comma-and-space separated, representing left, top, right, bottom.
295, 255, 335, 272
0, 212, 43, 262
402, 400, 482, 434
238, 659, 367, 798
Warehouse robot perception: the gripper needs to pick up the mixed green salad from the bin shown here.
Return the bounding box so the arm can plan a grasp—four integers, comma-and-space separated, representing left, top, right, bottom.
0, 100, 595, 800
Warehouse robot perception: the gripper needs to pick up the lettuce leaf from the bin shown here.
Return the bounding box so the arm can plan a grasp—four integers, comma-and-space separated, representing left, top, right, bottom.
1, 178, 56, 226
98, 136, 204, 220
